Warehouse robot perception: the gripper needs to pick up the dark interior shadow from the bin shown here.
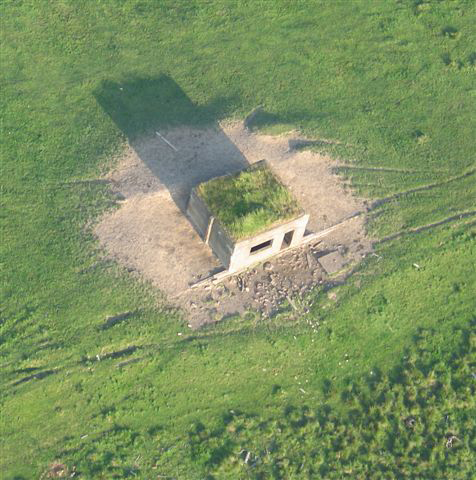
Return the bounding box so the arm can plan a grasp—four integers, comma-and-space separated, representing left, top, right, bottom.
94, 75, 249, 212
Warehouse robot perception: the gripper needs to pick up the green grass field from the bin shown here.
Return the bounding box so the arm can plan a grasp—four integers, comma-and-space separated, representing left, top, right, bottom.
1, 1, 475, 478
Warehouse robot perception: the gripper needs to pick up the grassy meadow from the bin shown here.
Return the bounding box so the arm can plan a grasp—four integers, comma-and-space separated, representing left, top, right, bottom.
1, 0, 475, 478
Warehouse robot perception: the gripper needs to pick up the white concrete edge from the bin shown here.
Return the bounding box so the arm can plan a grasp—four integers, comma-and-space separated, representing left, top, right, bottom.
189, 212, 363, 289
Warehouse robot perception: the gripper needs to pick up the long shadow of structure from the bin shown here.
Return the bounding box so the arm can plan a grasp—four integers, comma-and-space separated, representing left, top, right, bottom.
94, 75, 249, 212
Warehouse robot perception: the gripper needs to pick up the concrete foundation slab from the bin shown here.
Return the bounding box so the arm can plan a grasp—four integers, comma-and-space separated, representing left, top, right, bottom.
317, 250, 348, 274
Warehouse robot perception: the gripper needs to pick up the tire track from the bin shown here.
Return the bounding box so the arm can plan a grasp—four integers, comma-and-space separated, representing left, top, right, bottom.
334, 165, 440, 174
376, 211, 476, 244
368, 168, 475, 210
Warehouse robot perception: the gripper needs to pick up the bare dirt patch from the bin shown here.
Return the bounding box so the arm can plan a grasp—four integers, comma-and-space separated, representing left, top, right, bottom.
94, 120, 372, 327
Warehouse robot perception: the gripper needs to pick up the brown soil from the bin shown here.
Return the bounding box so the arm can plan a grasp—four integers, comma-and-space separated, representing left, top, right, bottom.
94, 120, 372, 327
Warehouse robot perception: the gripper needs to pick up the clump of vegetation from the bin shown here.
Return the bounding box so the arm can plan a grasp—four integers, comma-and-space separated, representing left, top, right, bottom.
187, 327, 476, 478
198, 162, 302, 240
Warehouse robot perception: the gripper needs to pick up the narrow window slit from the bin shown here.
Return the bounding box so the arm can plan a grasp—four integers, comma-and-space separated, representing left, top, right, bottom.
250, 239, 273, 255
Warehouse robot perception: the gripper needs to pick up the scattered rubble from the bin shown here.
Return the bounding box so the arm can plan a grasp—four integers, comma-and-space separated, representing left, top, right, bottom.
181, 230, 371, 327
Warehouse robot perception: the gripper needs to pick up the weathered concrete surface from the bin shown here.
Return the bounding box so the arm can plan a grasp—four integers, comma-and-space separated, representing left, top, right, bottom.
187, 187, 235, 269
207, 217, 234, 269
229, 214, 309, 272
186, 188, 211, 239
317, 250, 348, 274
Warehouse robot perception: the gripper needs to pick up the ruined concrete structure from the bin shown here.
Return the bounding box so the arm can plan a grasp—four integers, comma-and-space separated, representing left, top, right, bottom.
186, 161, 309, 273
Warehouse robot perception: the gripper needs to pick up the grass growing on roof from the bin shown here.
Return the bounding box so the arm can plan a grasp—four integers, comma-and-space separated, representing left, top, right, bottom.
197, 163, 302, 240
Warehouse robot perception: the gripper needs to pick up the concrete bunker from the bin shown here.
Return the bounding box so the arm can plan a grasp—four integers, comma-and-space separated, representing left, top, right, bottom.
187, 160, 310, 273
94, 118, 371, 325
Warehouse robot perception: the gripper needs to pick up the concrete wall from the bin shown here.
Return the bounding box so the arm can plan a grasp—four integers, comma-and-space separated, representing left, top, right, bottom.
186, 188, 234, 268
207, 218, 234, 269
187, 187, 310, 273
228, 213, 310, 273
186, 188, 212, 239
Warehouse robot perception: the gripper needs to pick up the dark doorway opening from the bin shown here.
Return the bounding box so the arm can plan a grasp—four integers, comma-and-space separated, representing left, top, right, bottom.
250, 239, 273, 255
281, 230, 294, 250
